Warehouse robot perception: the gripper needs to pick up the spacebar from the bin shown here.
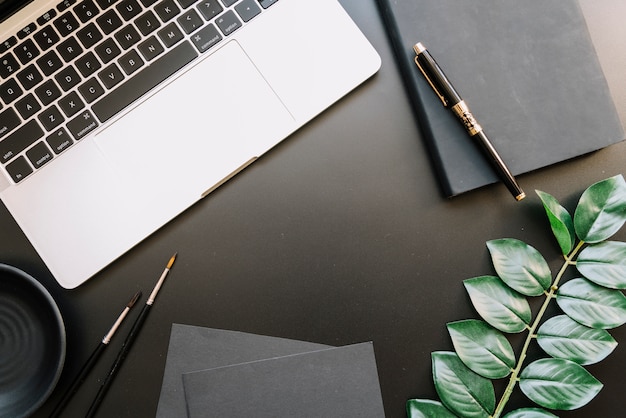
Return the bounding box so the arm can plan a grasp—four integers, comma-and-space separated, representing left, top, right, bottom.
92, 41, 198, 122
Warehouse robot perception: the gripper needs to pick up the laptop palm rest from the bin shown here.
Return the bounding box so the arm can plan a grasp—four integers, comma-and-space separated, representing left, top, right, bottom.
2, 40, 295, 288
94, 40, 295, 207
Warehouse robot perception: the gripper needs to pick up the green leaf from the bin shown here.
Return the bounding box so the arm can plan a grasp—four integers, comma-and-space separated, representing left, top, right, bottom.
487, 239, 551, 296
447, 320, 515, 379
406, 399, 458, 418
503, 408, 559, 418
537, 190, 575, 255
557, 278, 626, 329
432, 351, 495, 418
577, 241, 626, 289
519, 358, 603, 410
464, 276, 531, 333
573, 175, 626, 243
537, 315, 617, 365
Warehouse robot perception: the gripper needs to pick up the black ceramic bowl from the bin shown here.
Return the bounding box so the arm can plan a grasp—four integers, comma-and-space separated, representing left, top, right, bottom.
0, 264, 66, 418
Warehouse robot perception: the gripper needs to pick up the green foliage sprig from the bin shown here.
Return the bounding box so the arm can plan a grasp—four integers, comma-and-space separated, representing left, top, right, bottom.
407, 175, 626, 418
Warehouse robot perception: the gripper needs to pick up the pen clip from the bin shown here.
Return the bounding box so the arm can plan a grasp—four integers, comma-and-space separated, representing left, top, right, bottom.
413, 48, 448, 107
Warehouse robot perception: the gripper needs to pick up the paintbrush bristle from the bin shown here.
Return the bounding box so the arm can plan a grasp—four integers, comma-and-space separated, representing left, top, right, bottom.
167, 252, 177, 269
128, 291, 142, 308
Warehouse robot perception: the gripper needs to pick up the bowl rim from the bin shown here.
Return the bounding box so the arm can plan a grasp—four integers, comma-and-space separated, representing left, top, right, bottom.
0, 263, 66, 418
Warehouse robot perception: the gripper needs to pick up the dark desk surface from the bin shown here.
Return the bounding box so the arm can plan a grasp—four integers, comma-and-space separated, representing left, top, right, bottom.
6, 1, 626, 417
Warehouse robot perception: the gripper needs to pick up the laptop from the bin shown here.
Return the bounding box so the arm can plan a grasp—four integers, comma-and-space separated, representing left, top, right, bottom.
0, 0, 380, 288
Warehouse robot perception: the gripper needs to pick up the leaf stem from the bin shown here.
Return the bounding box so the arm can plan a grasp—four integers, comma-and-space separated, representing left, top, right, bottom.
491, 240, 585, 417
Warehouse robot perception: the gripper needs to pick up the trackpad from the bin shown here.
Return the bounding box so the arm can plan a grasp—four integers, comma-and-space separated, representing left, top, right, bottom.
94, 40, 295, 203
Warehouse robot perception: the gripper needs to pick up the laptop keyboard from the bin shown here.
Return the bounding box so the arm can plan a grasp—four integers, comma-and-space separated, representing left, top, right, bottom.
0, 0, 278, 183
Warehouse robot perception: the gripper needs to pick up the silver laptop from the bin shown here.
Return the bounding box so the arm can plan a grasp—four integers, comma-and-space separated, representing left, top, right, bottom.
0, 0, 380, 288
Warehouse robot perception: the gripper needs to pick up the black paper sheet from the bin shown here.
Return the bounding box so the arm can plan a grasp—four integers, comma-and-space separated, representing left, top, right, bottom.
155, 324, 385, 417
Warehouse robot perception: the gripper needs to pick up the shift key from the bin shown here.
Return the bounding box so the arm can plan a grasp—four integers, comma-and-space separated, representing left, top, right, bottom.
1, 119, 44, 164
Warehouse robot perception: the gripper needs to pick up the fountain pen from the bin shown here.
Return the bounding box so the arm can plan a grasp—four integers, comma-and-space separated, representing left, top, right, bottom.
413, 42, 525, 201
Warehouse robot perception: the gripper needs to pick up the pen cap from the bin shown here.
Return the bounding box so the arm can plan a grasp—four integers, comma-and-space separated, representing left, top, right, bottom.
414, 44, 462, 107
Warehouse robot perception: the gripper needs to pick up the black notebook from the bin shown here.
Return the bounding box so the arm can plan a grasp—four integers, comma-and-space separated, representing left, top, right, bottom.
377, 0, 624, 197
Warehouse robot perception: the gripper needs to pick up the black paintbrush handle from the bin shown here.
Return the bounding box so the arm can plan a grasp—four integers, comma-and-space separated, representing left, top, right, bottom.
85, 304, 151, 418
49, 342, 106, 418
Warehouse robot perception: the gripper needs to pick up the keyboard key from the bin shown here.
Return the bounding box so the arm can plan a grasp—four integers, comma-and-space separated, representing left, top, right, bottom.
176, 0, 197, 9
77, 23, 103, 49
15, 39, 40, 64
0, 79, 23, 104
54, 11, 80, 36
26, 141, 54, 168
33, 25, 61, 51
95, 38, 121, 63
38, 105, 65, 130
135, 10, 161, 35
98, 62, 125, 88
67, 110, 98, 140
55, 65, 81, 90
0, 37, 18, 55
15, 94, 42, 119
0, 119, 44, 163
215, 10, 241, 36
92, 40, 197, 122
258, 0, 278, 8
17, 64, 44, 90
116, 0, 142, 21
158, 22, 184, 47
196, 0, 222, 20
137, 36, 164, 61
97, 9, 123, 34
154, 0, 180, 22
0, 107, 21, 139
47, 127, 74, 154
118, 49, 144, 74
139, 0, 158, 7
35, 79, 61, 105
57, 0, 78, 12
58, 90, 85, 116
234, 0, 260, 22
74, 0, 100, 22
177, 9, 202, 34
78, 77, 105, 103
95, 0, 119, 10
18, 23, 37, 40
37, 9, 58, 26
75, 51, 101, 76
37, 50, 64, 75
190, 23, 221, 53
57, 37, 83, 62
115, 24, 141, 49
221, 0, 237, 6
6, 156, 33, 183
0, 53, 20, 77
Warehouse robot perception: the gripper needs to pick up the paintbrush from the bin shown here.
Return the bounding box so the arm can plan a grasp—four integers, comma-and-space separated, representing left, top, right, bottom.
85, 253, 177, 417
49, 291, 141, 418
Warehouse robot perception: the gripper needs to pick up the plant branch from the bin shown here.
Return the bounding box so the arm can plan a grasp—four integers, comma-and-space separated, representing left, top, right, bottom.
491, 240, 585, 418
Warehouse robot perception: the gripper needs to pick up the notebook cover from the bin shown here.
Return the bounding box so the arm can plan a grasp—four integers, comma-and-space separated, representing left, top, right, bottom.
182, 342, 385, 418
155, 324, 330, 417
376, 0, 624, 197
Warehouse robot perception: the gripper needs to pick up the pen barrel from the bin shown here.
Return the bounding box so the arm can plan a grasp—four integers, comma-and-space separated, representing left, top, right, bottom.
473, 130, 525, 200
415, 49, 462, 107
